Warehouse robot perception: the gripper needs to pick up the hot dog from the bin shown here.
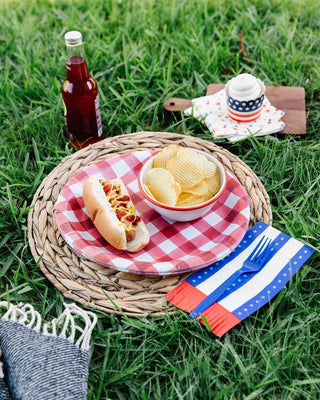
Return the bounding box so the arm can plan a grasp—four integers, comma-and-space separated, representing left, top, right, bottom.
83, 175, 150, 252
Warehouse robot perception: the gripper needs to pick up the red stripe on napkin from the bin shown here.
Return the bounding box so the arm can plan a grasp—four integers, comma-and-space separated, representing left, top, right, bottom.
165, 282, 206, 313
199, 303, 241, 337
165, 283, 241, 336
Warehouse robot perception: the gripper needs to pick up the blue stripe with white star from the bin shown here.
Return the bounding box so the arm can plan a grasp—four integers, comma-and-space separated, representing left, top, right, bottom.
186, 222, 269, 286
212, 232, 290, 302
185, 221, 315, 321
232, 243, 314, 320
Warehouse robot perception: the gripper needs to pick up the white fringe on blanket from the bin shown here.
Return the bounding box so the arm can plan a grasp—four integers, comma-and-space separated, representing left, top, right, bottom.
0, 302, 97, 351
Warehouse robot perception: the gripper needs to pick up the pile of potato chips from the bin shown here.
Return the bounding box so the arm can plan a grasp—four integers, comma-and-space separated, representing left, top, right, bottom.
144, 145, 221, 207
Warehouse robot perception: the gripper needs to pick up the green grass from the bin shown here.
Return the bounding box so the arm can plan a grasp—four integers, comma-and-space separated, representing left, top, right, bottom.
1, 0, 320, 398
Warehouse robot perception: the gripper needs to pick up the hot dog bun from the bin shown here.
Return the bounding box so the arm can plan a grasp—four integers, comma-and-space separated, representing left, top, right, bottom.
83, 175, 150, 252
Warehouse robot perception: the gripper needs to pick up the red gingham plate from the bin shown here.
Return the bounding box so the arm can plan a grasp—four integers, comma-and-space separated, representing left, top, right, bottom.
55, 150, 250, 275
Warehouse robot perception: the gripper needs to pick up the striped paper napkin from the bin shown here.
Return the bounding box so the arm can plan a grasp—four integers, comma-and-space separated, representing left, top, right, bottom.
165, 222, 315, 336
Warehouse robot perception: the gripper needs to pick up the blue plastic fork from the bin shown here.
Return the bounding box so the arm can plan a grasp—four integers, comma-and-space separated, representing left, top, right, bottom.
189, 235, 274, 318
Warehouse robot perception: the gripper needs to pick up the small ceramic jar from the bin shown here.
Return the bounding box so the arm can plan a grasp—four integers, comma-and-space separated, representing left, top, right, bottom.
225, 73, 265, 122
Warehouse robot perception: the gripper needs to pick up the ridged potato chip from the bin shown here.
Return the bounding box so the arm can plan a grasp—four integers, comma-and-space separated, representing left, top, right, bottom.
184, 180, 209, 196
173, 181, 182, 198
144, 184, 156, 200
146, 167, 175, 185
148, 182, 178, 206
146, 168, 180, 206
205, 170, 221, 196
177, 148, 208, 174
166, 158, 204, 190
176, 192, 199, 207
206, 160, 218, 178
152, 145, 181, 169
145, 145, 222, 208
176, 191, 213, 207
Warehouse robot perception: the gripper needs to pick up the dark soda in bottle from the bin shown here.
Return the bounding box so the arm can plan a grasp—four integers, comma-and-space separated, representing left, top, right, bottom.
62, 31, 103, 149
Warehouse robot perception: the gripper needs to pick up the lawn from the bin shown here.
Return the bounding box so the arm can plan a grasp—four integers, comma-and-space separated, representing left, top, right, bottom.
1, 0, 320, 398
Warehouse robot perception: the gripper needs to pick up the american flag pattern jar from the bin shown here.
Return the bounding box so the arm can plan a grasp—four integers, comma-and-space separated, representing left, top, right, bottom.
225, 74, 265, 123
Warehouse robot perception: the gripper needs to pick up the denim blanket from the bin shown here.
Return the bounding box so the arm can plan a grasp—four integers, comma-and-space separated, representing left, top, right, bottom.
0, 302, 97, 400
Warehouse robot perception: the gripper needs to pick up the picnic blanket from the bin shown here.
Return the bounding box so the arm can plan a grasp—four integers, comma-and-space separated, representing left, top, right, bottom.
0, 302, 97, 400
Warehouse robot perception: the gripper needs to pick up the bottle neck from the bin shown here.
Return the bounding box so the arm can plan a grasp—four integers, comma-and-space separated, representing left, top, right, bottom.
66, 43, 89, 81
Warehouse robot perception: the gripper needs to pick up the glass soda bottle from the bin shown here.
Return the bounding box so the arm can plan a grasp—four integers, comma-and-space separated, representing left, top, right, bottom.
62, 31, 103, 149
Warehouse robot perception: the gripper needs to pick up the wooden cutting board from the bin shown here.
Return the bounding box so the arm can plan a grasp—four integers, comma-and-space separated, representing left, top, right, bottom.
164, 84, 306, 135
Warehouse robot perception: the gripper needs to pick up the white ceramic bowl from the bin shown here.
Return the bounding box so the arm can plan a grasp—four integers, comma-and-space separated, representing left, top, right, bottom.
138, 149, 227, 222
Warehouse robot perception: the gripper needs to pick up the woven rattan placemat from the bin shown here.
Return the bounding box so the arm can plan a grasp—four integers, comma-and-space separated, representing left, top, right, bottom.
28, 131, 272, 317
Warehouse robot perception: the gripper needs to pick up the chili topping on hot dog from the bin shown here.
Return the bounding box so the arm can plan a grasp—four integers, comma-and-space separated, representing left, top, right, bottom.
100, 179, 141, 241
